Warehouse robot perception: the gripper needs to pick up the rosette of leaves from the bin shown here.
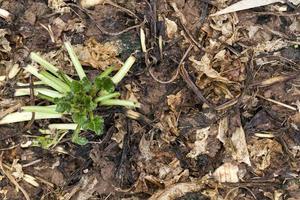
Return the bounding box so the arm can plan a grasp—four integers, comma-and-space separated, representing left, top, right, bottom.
0, 41, 139, 145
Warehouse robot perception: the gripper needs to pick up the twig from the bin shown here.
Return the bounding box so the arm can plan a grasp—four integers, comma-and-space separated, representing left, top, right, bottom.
149, 44, 193, 84
104, 0, 140, 20
68, 3, 144, 36
257, 95, 297, 111
0, 102, 23, 119
180, 64, 214, 109
24, 76, 36, 131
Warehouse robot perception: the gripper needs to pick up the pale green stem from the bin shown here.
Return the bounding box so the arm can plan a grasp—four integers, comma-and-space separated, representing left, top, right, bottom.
100, 99, 140, 108
49, 123, 80, 130
40, 71, 70, 92
30, 52, 73, 82
95, 92, 120, 102
0, 112, 62, 125
15, 88, 63, 98
17, 81, 44, 86
25, 65, 66, 93
111, 55, 136, 84
30, 52, 60, 76
22, 105, 59, 114
64, 41, 86, 80
99, 66, 114, 78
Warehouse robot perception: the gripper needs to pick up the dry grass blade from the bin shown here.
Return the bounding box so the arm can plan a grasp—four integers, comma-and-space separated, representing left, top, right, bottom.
257, 95, 297, 111
210, 0, 283, 16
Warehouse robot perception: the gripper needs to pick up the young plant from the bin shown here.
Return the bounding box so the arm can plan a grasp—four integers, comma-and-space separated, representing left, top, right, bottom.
0, 41, 139, 145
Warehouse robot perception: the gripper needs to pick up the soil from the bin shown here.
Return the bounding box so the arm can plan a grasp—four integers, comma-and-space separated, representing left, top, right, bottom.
0, 0, 300, 200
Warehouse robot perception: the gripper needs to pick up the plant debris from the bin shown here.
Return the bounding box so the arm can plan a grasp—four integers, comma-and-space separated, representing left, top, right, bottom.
1, 0, 300, 199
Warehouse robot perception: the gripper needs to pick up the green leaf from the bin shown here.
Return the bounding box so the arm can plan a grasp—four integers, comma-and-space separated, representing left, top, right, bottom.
85, 116, 104, 135
82, 77, 92, 92
70, 80, 83, 93
36, 136, 53, 149
72, 135, 88, 145
56, 101, 71, 113
72, 112, 87, 126
94, 77, 115, 93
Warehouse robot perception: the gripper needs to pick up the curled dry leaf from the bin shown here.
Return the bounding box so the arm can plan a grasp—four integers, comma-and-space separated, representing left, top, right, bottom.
112, 114, 127, 148
248, 138, 283, 172
167, 90, 184, 113
213, 162, 240, 183
157, 111, 179, 143
187, 127, 210, 159
190, 55, 232, 84
164, 17, 178, 39
74, 38, 122, 70
254, 39, 288, 55
0, 8, 11, 21
139, 134, 154, 161
48, 0, 70, 13
0, 29, 11, 53
231, 126, 251, 166
149, 182, 204, 200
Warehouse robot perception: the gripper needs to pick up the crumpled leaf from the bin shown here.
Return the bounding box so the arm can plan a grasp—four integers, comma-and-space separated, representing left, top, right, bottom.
48, 0, 70, 13
164, 17, 178, 38
213, 162, 240, 183
167, 91, 184, 113
211, 0, 284, 16
248, 138, 283, 172
149, 182, 204, 200
112, 114, 127, 148
190, 55, 233, 84
231, 126, 251, 166
187, 127, 210, 158
0, 29, 11, 53
253, 39, 288, 55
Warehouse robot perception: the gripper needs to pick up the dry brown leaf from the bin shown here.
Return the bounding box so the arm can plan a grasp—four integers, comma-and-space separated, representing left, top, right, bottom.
48, 0, 70, 13
190, 55, 233, 84
164, 17, 178, 38
157, 111, 179, 143
74, 38, 122, 70
125, 84, 140, 104
112, 114, 127, 148
139, 134, 154, 161
213, 162, 239, 183
167, 91, 183, 112
231, 126, 251, 166
248, 138, 283, 172
187, 127, 210, 159
0, 29, 11, 53
254, 39, 288, 55
149, 182, 204, 200
218, 117, 228, 144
